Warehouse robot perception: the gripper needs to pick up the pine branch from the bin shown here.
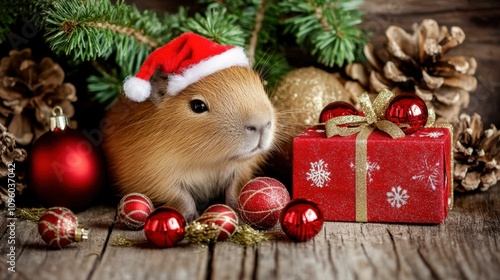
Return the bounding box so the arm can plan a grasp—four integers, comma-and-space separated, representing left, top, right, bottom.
83, 22, 160, 49
280, 0, 367, 67
44, 0, 171, 73
164, 6, 190, 37
181, 6, 246, 46
248, 0, 268, 67
254, 48, 292, 91
87, 63, 123, 109
42, 0, 185, 107
0, 4, 18, 42
42, 0, 183, 106
199, 0, 289, 90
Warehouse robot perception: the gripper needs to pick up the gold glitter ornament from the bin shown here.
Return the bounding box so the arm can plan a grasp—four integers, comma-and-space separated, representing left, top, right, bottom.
271, 67, 353, 127
266, 67, 353, 183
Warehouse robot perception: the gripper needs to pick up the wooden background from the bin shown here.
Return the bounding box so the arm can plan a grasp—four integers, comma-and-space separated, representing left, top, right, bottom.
125, 0, 500, 127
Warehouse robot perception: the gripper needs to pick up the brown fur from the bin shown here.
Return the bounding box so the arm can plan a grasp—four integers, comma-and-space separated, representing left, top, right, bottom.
103, 67, 276, 221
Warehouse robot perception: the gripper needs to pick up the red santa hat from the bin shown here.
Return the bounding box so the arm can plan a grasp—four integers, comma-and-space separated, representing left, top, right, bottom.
123, 32, 249, 102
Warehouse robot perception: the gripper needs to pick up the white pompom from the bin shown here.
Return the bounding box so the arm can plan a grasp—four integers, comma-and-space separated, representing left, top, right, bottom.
123, 76, 151, 102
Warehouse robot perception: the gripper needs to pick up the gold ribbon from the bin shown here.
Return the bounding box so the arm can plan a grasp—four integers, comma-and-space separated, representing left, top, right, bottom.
325, 89, 406, 139
325, 89, 406, 222
433, 122, 454, 212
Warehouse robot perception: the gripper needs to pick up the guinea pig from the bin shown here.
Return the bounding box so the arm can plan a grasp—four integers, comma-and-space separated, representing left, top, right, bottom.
103, 66, 276, 221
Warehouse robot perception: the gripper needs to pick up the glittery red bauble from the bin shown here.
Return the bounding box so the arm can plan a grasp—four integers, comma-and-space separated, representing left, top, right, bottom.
319, 101, 359, 123
28, 128, 106, 210
237, 177, 291, 230
280, 199, 324, 242
144, 207, 186, 248
198, 204, 238, 241
38, 207, 89, 249
385, 93, 428, 134
117, 193, 155, 230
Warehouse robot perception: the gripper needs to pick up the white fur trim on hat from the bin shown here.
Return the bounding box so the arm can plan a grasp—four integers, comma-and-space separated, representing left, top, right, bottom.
123, 76, 152, 102
166, 47, 249, 95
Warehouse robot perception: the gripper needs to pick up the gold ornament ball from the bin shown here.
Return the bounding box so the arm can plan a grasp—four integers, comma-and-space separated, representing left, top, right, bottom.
265, 67, 353, 185
271, 67, 352, 127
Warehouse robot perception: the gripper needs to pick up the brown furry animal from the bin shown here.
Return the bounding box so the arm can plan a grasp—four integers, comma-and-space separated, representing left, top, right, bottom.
103, 66, 276, 221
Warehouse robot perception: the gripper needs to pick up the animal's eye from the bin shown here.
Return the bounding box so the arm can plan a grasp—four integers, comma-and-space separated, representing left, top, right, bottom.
190, 99, 208, 113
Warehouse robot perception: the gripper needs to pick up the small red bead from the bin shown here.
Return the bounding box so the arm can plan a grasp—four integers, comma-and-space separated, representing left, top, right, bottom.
280, 198, 324, 242
144, 207, 186, 248
319, 101, 359, 123
385, 93, 428, 134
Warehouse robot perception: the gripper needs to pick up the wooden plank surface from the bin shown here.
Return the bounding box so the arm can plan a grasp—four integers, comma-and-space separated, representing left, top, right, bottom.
2, 186, 498, 280
92, 227, 210, 280
0, 206, 115, 280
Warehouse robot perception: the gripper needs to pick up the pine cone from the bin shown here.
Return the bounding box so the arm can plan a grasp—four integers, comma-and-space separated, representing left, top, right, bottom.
0, 123, 27, 207
345, 19, 477, 123
0, 48, 77, 146
453, 113, 500, 192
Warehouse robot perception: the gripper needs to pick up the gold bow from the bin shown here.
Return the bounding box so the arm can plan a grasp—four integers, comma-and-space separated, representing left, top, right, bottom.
325, 89, 406, 139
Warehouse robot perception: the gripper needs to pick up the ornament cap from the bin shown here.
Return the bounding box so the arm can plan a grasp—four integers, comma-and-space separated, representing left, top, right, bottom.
74, 226, 89, 242
50, 106, 70, 131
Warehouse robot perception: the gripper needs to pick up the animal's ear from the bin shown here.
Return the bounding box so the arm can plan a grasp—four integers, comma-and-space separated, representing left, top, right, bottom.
148, 71, 170, 105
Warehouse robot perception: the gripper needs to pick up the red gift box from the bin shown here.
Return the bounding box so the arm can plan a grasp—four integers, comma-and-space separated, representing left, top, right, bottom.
292, 125, 453, 224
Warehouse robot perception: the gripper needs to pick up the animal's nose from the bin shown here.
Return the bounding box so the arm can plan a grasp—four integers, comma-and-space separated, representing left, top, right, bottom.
244, 121, 271, 134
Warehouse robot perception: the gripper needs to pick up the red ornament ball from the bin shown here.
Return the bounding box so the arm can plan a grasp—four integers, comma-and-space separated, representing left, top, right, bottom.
237, 177, 291, 230
319, 101, 359, 123
144, 206, 186, 248
117, 193, 155, 230
197, 204, 238, 241
385, 93, 428, 134
38, 207, 89, 249
28, 109, 106, 210
280, 199, 324, 242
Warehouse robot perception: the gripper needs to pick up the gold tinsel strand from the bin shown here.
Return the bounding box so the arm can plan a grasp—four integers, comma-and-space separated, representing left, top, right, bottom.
110, 224, 271, 248
15, 207, 47, 221
184, 221, 220, 246
228, 225, 271, 247
110, 236, 146, 247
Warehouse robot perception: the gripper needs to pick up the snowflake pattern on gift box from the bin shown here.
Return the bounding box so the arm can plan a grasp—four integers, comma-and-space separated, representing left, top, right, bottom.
386, 186, 409, 208
418, 131, 444, 138
349, 159, 380, 182
306, 159, 331, 188
412, 159, 440, 190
